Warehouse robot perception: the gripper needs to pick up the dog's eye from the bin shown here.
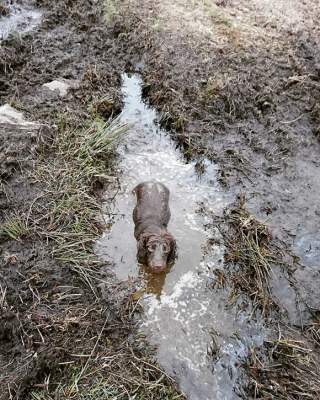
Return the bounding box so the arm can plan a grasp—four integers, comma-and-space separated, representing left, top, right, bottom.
148, 243, 157, 252
162, 243, 170, 253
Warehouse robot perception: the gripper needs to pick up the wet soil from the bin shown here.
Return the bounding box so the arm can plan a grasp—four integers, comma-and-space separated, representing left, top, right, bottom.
116, 0, 320, 259
98, 0, 320, 398
95, 73, 317, 400
0, 1, 181, 399
108, 0, 320, 317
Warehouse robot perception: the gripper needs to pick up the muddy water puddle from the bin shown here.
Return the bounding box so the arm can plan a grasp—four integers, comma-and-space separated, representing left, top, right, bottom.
96, 74, 264, 399
0, 1, 41, 41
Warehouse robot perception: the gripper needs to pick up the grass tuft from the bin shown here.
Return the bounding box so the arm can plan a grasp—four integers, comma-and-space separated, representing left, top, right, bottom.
202, 0, 232, 27
0, 214, 30, 241
29, 116, 127, 288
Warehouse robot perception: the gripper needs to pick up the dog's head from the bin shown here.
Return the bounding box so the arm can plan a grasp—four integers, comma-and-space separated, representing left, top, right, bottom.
137, 232, 176, 273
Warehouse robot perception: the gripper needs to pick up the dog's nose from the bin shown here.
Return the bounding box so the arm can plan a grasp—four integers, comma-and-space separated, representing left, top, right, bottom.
153, 265, 165, 273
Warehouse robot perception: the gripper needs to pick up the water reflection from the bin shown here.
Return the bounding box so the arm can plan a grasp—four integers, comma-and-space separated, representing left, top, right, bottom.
139, 264, 171, 299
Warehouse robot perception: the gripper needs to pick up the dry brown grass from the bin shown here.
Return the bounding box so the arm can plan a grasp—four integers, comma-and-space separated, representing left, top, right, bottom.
27, 303, 184, 400
209, 195, 296, 316
305, 313, 320, 348
213, 194, 290, 314
245, 329, 320, 399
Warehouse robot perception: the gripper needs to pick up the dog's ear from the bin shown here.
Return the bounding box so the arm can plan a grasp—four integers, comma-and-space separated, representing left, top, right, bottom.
167, 235, 177, 264
132, 183, 142, 196
137, 235, 148, 263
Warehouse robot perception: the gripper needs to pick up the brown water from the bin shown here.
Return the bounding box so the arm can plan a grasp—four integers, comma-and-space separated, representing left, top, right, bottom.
96, 74, 264, 400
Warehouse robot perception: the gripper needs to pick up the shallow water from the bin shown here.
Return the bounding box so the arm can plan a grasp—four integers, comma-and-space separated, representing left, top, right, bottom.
96, 74, 264, 399
0, 1, 41, 41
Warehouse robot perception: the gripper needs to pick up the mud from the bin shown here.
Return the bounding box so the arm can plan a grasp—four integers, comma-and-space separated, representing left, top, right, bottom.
1, 1, 177, 399
1, 0, 320, 398
108, 0, 320, 317
98, 0, 320, 398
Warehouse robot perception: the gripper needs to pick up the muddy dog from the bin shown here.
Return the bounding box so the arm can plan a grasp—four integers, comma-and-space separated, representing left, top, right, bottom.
133, 181, 176, 273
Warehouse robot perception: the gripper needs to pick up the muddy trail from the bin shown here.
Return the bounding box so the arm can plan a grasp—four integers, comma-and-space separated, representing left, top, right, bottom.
1, 0, 320, 399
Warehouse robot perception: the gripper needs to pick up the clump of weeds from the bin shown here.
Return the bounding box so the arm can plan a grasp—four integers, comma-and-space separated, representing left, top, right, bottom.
244, 329, 320, 399
211, 195, 293, 315
30, 338, 184, 399
305, 312, 320, 348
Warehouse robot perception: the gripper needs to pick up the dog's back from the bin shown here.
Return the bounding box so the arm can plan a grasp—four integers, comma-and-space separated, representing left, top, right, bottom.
133, 181, 171, 239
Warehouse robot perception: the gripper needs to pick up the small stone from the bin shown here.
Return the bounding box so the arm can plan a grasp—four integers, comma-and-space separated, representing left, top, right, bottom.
43, 79, 79, 97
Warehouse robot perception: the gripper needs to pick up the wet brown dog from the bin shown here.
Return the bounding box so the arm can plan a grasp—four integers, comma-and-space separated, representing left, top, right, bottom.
133, 181, 176, 273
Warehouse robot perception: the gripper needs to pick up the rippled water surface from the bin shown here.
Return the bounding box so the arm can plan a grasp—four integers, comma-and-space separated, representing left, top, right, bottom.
96, 74, 264, 400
